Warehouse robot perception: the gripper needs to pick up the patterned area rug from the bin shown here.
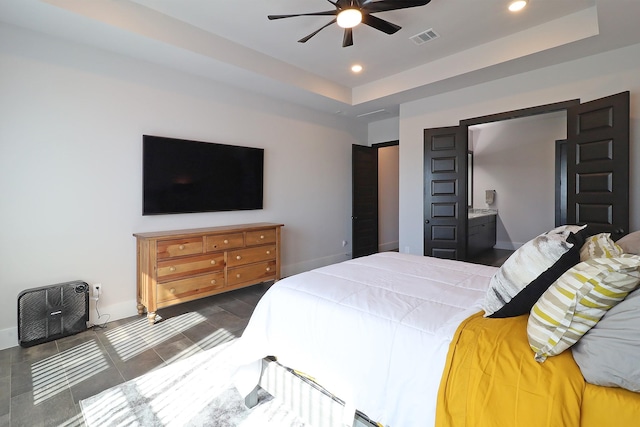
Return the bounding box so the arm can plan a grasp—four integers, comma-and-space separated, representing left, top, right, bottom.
80, 340, 306, 426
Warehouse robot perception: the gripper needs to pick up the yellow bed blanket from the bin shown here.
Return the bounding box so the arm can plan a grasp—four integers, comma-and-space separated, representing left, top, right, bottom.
435, 312, 640, 427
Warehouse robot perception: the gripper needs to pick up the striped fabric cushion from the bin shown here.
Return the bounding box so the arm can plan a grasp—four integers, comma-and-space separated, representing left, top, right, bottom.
579, 233, 623, 261
527, 254, 640, 362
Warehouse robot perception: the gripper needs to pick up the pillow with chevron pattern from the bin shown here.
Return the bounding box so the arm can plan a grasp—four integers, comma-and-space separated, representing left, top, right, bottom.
579, 233, 623, 261
527, 254, 640, 362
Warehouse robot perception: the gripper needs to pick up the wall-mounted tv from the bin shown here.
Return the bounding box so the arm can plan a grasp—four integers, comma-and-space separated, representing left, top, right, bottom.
142, 135, 264, 215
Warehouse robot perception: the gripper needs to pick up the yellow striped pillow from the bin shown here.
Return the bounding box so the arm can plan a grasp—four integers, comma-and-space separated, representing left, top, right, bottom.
527, 254, 640, 362
579, 233, 623, 261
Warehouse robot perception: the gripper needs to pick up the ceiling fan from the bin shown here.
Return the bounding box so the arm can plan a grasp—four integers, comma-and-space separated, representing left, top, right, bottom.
268, 0, 432, 48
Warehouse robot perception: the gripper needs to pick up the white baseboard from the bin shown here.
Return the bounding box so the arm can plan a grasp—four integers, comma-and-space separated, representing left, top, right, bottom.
495, 240, 525, 251
88, 298, 140, 327
0, 299, 140, 351
0, 254, 353, 351
282, 252, 351, 278
0, 327, 17, 351
378, 240, 399, 253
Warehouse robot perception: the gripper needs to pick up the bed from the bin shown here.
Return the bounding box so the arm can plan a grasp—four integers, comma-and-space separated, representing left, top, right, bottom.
232, 228, 640, 427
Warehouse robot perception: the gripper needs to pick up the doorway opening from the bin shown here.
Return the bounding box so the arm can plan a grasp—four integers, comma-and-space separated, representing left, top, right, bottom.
352, 140, 399, 258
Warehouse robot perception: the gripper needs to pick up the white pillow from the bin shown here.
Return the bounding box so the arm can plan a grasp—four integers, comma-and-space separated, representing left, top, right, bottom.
483, 225, 586, 317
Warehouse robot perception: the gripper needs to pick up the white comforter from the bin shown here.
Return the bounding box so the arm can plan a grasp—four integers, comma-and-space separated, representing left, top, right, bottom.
234, 252, 497, 427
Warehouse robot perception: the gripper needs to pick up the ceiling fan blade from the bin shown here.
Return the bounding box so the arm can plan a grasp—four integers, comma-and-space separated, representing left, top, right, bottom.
268, 11, 337, 20
298, 19, 337, 43
362, 0, 431, 13
343, 28, 354, 47
361, 14, 401, 34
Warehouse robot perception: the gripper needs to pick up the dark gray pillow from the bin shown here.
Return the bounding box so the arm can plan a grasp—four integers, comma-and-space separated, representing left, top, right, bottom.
617, 230, 640, 255
571, 288, 640, 392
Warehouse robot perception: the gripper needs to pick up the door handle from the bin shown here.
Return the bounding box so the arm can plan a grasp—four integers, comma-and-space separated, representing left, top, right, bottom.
352, 216, 358, 220
425, 220, 430, 224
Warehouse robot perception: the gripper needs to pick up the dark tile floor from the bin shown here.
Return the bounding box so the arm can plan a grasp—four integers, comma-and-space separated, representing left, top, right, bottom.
467, 248, 514, 267
0, 252, 509, 427
0, 284, 269, 427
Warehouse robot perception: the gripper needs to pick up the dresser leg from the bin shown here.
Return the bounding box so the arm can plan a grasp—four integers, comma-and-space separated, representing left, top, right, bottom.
137, 303, 145, 315
147, 312, 157, 324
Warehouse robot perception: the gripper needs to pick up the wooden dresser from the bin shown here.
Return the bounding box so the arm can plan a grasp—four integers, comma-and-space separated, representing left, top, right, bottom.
134, 222, 283, 323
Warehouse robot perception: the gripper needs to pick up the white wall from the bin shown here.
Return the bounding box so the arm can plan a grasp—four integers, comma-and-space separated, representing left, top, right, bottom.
368, 116, 399, 145
378, 146, 399, 252
399, 42, 640, 255
470, 113, 566, 249
0, 24, 367, 349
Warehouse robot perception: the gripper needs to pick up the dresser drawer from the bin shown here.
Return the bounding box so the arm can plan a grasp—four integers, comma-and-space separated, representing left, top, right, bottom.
157, 253, 224, 282
157, 272, 225, 304
157, 237, 203, 259
206, 233, 244, 252
227, 245, 276, 268
227, 261, 276, 286
246, 229, 277, 246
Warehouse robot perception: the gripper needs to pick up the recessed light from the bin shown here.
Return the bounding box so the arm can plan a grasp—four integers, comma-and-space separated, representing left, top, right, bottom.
508, 0, 527, 12
351, 64, 363, 73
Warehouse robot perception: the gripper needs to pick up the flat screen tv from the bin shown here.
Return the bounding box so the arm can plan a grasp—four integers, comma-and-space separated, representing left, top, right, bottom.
142, 135, 264, 215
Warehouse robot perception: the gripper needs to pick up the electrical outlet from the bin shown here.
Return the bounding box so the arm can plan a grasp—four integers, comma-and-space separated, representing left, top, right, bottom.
92, 283, 102, 298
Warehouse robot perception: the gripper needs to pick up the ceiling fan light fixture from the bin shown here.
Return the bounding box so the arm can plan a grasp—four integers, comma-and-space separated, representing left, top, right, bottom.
508, 0, 527, 12
337, 8, 362, 29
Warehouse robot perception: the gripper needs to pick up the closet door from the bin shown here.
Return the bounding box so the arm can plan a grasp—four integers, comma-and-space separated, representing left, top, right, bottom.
423, 126, 466, 259
352, 144, 379, 258
566, 91, 629, 240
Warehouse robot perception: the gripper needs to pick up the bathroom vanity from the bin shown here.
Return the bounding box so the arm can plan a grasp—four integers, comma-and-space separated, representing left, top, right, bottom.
467, 209, 497, 257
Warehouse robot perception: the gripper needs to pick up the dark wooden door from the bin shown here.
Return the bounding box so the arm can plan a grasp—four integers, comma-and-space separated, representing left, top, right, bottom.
555, 139, 568, 226
423, 126, 466, 259
566, 91, 629, 240
352, 144, 378, 258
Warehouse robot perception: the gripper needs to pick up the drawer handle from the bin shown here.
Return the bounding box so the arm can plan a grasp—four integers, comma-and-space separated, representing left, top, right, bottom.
266, 267, 271, 272
211, 279, 216, 285
169, 266, 176, 272
223, 239, 229, 244
210, 260, 216, 265
179, 245, 185, 250
236, 273, 241, 278
266, 250, 271, 255
260, 235, 265, 239
236, 255, 242, 260
170, 288, 176, 294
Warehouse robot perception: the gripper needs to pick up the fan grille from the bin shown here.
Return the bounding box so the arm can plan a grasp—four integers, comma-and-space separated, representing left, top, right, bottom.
18, 281, 89, 347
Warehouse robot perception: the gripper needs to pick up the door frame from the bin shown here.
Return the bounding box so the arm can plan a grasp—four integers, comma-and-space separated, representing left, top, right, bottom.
352, 140, 399, 258
424, 99, 581, 259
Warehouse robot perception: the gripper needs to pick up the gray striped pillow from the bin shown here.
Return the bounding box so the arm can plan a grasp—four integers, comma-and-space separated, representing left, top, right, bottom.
527, 254, 640, 362
483, 225, 586, 316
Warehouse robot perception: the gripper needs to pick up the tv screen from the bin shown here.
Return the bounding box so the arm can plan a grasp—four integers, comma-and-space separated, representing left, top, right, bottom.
142, 135, 264, 215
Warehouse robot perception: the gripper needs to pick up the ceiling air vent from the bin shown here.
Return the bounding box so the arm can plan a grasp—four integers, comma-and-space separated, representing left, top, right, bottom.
410, 28, 439, 45
356, 109, 390, 119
